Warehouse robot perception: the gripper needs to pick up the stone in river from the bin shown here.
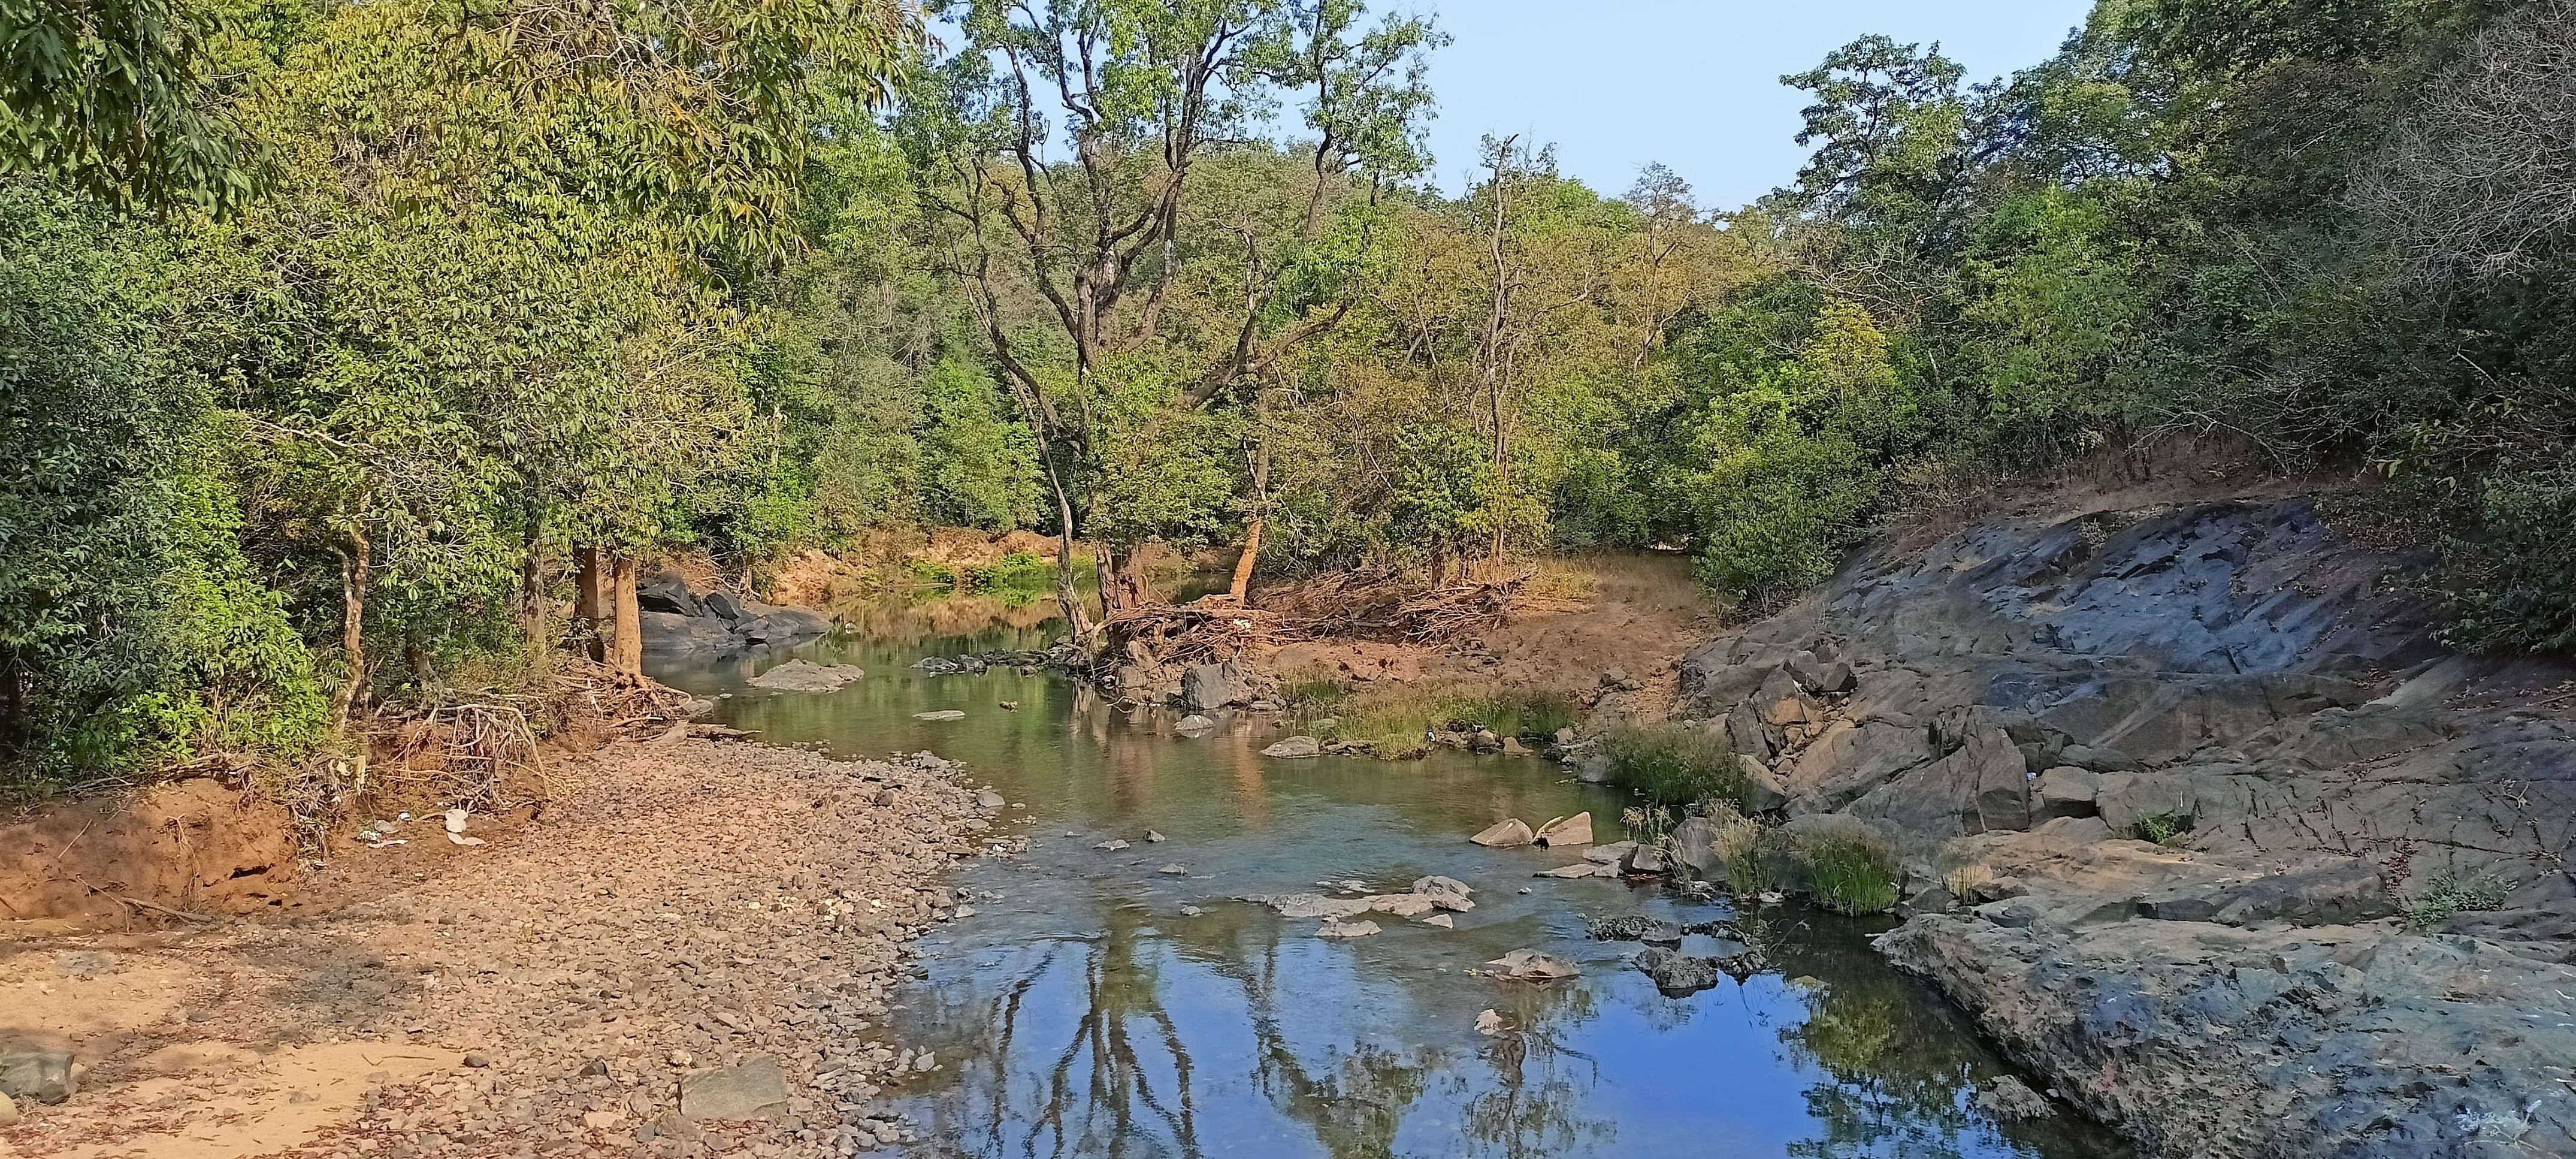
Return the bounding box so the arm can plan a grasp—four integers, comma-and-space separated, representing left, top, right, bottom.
1095, 839, 1130, 851
1244, 893, 1372, 920
1422, 914, 1455, 928
1262, 735, 1323, 759
1634, 947, 1724, 997
1535, 862, 1611, 879
746, 660, 866, 693
1533, 812, 1593, 847
1583, 840, 1637, 865
1413, 876, 1476, 910
1317, 919, 1381, 938
975, 790, 1005, 810
913, 710, 966, 722
1486, 949, 1580, 980
1469, 818, 1535, 847
1176, 714, 1217, 733
1158, 864, 1188, 875
1474, 1009, 1505, 1036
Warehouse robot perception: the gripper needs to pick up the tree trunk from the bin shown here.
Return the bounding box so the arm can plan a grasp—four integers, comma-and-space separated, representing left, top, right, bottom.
1095, 541, 1145, 615
609, 555, 644, 681
574, 546, 607, 663
1227, 517, 1263, 603
1429, 539, 1449, 590
518, 519, 546, 650
329, 529, 371, 732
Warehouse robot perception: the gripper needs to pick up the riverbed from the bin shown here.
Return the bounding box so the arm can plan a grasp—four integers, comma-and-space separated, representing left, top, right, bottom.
655, 599, 2131, 1159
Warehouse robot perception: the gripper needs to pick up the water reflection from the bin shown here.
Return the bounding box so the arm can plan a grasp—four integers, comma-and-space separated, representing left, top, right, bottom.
654, 593, 2130, 1159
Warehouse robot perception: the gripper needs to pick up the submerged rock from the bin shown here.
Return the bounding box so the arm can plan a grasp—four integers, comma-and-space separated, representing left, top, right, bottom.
1486, 949, 1580, 980
1262, 736, 1323, 759
1317, 919, 1380, 938
1974, 1076, 2055, 1122
1633, 947, 1724, 997
746, 660, 865, 693
912, 710, 966, 722
1469, 818, 1535, 847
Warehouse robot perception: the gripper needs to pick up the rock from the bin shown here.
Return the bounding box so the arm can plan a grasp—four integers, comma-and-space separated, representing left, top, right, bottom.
2096, 771, 2197, 834
748, 660, 866, 693
2034, 766, 2100, 820
1784, 650, 1856, 695
912, 710, 966, 722
1181, 663, 1241, 712
1724, 698, 1777, 761
1535, 862, 1614, 879
1175, 714, 1216, 733
1973, 1075, 2054, 1122
1469, 818, 1535, 847
0, 1090, 16, 1126
1094, 839, 1130, 851
2136, 858, 2396, 926
1413, 876, 1476, 910
649, 1112, 703, 1145
0, 1050, 77, 1104
975, 789, 1006, 810
1624, 842, 1668, 874
639, 610, 734, 654
637, 571, 700, 615
1000, 700, 1020, 710
1144, 830, 1167, 843
1576, 753, 1612, 783
580, 1057, 611, 1077
1474, 1009, 1504, 1036
1554, 727, 1577, 745
702, 591, 746, 621
1753, 667, 1818, 727
1158, 864, 1187, 876
1486, 949, 1580, 980
1583, 840, 1638, 865
1244, 893, 1372, 920
1533, 812, 1593, 847
1634, 947, 1725, 996
1468, 729, 1503, 753
742, 606, 829, 644
1586, 914, 1683, 944
1670, 816, 1722, 877
462, 1053, 491, 1068
679, 1055, 788, 1121
1422, 914, 1455, 928
1317, 919, 1380, 938
582, 1108, 627, 1131
1262, 736, 1323, 759
1362, 892, 1437, 917
1737, 754, 1789, 812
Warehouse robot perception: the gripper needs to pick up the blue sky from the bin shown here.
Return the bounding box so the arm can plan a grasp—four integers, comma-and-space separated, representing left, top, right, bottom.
1401, 0, 2098, 206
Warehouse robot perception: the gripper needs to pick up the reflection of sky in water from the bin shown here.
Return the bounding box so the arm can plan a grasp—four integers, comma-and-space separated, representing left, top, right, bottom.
654, 595, 2131, 1159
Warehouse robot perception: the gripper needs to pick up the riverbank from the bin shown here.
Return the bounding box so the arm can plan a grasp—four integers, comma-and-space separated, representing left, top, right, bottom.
0, 737, 1003, 1158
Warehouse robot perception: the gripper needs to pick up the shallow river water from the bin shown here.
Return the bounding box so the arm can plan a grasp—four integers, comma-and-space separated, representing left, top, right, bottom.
655, 597, 2130, 1159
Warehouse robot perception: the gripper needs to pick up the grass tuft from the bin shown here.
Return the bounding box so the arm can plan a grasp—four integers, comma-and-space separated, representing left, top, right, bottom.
1802, 838, 1901, 915
1309, 683, 1579, 758
1597, 723, 1746, 808
2403, 871, 2511, 930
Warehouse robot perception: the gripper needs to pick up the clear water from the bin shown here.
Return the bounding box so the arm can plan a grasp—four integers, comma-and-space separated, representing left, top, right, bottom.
654, 593, 2131, 1159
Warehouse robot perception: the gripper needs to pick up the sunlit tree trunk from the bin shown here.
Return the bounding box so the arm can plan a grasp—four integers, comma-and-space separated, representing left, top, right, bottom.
518, 517, 546, 651
329, 528, 370, 732
609, 554, 643, 681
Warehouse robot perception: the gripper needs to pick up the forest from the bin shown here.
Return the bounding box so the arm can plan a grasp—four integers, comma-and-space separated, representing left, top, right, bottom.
5, 0, 2574, 789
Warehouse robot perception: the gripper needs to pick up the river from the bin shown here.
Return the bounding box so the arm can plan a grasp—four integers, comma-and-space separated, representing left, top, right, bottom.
654, 591, 2132, 1159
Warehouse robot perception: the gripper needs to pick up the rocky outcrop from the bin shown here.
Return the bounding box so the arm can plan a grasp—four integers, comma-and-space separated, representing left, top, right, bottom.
1673, 498, 2576, 1158
638, 571, 832, 656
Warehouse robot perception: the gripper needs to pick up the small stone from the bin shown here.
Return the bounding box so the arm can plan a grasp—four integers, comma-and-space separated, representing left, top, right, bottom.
1180, 906, 1206, 917
463, 1054, 491, 1068
1144, 830, 1168, 842
1317, 919, 1381, 938
1975, 1076, 2055, 1121
975, 789, 1005, 810
582, 1109, 627, 1131
1095, 839, 1130, 851
288, 1089, 319, 1104
1422, 914, 1454, 928
1175, 715, 1216, 733
999, 701, 1020, 711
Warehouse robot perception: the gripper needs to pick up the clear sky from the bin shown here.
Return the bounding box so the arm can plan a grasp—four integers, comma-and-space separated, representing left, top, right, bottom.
1400, 0, 2097, 206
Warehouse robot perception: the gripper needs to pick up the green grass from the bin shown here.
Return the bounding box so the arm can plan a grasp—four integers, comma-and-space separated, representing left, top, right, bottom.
2403, 871, 2511, 930
1311, 684, 1579, 758
1803, 838, 1901, 915
2123, 812, 2194, 847
1597, 723, 1747, 808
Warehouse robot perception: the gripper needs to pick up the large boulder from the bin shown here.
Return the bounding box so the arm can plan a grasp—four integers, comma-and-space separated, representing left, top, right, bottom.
637, 571, 700, 615
640, 610, 733, 654
1181, 663, 1241, 712
679, 1055, 788, 1120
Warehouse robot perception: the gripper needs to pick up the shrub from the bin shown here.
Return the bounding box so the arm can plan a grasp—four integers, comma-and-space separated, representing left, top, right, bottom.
2124, 812, 2194, 847
1314, 683, 1580, 758
2403, 871, 2512, 930
1803, 838, 1902, 915
1598, 723, 1749, 808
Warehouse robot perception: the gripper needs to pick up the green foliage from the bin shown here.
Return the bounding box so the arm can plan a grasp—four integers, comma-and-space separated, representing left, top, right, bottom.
0, 185, 325, 780
2124, 813, 2195, 847
2402, 870, 2511, 930
1597, 725, 1747, 809
1800, 838, 1902, 916
1312, 683, 1576, 758
0, 0, 253, 214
